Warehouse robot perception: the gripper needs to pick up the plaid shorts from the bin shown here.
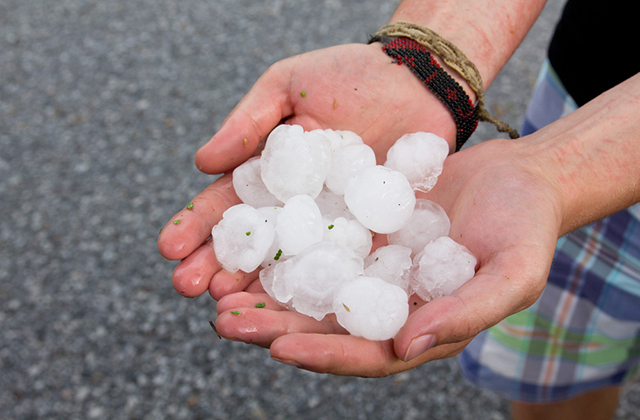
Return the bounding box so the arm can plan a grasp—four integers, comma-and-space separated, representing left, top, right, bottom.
457, 60, 640, 402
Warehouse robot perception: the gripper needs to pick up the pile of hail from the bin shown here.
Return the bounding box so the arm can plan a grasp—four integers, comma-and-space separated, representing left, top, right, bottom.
212, 124, 476, 341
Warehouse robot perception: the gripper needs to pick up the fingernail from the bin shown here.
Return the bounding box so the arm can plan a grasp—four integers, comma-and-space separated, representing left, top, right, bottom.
404, 334, 436, 362
271, 357, 304, 369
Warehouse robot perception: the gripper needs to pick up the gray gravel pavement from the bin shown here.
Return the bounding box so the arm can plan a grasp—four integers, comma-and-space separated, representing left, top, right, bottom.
2, 0, 639, 419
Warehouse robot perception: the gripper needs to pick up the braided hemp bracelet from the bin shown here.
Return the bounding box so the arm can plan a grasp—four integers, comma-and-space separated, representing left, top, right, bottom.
370, 35, 478, 151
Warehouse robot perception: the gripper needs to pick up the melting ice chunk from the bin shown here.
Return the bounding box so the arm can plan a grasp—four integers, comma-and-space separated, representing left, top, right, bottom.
411, 236, 477, 301
343, 165, 416, 234
364, 244, 413, 294
261, 124, 332, 202
262, 242, 365, 321
387, 199, 451, 256
325, 143, 376, 195
276, 195, 324, 256
233, 156, 283, 208
322, 216, 372, 259
212, 204, 276, 273
384, 132, 449, 192
333, 276, 409, 341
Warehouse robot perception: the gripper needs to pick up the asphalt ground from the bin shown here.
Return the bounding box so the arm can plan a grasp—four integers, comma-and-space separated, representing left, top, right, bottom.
2, 0, 640, 419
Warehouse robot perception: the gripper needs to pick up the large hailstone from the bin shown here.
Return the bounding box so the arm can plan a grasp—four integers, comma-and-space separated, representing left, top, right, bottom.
384, 132, 449, 192
333, 276, 409, 341
322, 216, 372, 259
232, 156, 283, 208
261, 124, 332, 202
325, 144, 376, 195
343, 165, 416, 234
387, 199, 451, 256
364, 244, 413, 294
276, 195, 324, 256
411, 236, 477, 301
261, 242, 365, 321
212, 204, 276, 273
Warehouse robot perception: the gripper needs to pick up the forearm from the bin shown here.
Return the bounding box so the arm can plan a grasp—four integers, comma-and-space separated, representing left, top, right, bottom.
389, 0, 548, 89
524, 73, 640, 235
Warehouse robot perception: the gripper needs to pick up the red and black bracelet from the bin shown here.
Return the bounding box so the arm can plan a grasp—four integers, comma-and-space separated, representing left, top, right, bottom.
370, 35, 479, 151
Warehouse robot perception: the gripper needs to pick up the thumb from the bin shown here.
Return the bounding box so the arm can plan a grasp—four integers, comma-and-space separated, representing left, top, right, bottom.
195, 60, 295, 174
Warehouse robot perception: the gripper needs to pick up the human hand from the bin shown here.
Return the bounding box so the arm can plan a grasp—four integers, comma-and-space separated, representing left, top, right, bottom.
158, 42, 463, 297
204, 137, 563, 376
192, 42, 463, 174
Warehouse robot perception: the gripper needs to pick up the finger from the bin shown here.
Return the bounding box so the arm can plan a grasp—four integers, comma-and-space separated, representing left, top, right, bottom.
393, 244, 552, 363
172, 237, 219, 298
209, 267, 260, 301
216, 291, 284, 313
214, 307, 344, 348
268, 333, 465, 377
157, 173, 240, 260
195, 60, 296, 175
245, 277, 266, 293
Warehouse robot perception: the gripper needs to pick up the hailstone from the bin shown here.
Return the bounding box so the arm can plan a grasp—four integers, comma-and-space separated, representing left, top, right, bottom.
384, 132, 449, 192
411, 236, 477, 301
333, 276, 409, 341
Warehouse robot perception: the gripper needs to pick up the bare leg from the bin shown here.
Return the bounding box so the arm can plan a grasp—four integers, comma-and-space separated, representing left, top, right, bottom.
511, 387, 622, 420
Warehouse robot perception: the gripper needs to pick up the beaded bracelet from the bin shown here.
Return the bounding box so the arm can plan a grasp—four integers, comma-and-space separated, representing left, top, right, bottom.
370, 22, 519, 151
371, 35, 478, 150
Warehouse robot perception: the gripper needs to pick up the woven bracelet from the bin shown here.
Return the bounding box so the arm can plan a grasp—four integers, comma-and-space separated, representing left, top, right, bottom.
370, 35, 478, 150
370, 22, 519, 151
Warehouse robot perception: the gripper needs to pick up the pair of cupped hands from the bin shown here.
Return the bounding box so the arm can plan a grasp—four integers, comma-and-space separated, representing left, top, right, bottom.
157, 43, 562, 377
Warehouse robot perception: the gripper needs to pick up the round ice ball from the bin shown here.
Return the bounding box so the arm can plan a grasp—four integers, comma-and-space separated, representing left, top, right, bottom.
261, 124, 332, 202
343, 165, 416, 234
387, 199, 451, 256
212, 204, 276, 273
364, 244, 413, 294
384, 132, 449, 192
276, 195, 324, 256
232, 156, 283, 208
262, 242, 365, 321
325, 144, 376, 195
411, 236, 477, 301
323, 216, 372, 259
333, 276, 409, 341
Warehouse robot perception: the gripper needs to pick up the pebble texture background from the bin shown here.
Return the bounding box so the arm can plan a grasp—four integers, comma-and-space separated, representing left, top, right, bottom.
2, 0, 640, 419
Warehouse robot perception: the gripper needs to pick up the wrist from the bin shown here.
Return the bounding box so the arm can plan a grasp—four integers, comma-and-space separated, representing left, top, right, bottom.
519, 74, 640, 235
389, 0, 547, 88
